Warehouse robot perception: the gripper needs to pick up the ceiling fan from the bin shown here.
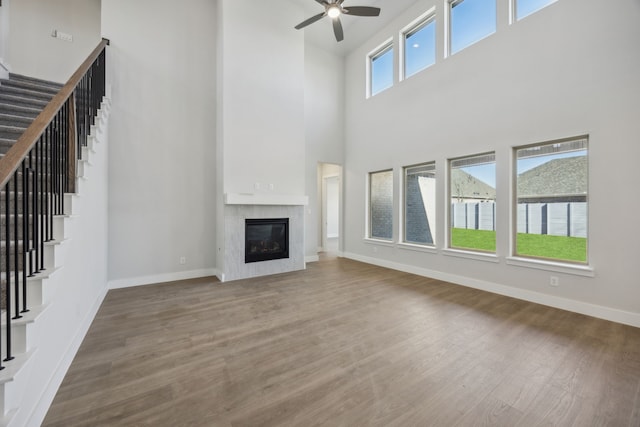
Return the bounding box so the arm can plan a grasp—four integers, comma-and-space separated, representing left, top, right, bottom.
295, 0, 381, 42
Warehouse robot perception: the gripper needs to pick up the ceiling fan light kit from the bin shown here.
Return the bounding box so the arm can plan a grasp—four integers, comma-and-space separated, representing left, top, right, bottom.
295, 0, 381, 42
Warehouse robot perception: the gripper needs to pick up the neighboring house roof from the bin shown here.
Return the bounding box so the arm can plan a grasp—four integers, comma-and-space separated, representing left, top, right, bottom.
518, 156, 587, 199
451, 169, 496, 200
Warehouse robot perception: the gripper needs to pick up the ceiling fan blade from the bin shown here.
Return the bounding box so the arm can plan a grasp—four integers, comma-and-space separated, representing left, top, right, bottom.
315, 0, 329, 4
332, 17, 344, 42
295, 12, 326, 30
343, 6, 381, 17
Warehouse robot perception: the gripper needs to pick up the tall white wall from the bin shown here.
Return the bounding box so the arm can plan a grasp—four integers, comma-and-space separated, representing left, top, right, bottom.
8, 0, 101, 82
0, 0, 10, 78
102, 0, 217, 286
304, 43, 345, 258
218, 0, 305, 197
343, 0, 640, 324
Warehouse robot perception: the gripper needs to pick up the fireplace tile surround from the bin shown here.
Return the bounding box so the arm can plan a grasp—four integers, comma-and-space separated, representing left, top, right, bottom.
222, 203, 305, 282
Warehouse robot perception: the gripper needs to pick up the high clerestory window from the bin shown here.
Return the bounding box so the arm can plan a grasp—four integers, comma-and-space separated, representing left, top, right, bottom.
449, 153, 496, 252
515, 137, 588, 263
403, 162, 436, 245
448, 0, 496, 55
401, 12, 436, 80
514, 0, 557, 21
368, 40, 394, 97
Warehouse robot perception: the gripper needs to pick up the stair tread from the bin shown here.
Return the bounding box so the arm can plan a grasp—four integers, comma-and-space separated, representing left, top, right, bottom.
0, 304, 48, 328
7, 73, 63, 88
0, 94, 49, 107
0, 348, 36, 385
0, 85, 55, 101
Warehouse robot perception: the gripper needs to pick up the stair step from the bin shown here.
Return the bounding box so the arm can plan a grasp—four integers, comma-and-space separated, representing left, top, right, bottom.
7, 73, 63, 89
0, 85, 54, 102
0, 114, 33, 128
0, 103, 40, 119
0, 94, 49, 110
0, 125, 26, 141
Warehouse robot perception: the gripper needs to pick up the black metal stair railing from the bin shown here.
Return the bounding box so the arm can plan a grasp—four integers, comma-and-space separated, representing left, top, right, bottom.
0, 39, 108, 369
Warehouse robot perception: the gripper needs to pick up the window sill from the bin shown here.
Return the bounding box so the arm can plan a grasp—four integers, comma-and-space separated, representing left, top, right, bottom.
506, 257, 595, 277
363, 238, 395, 247
442, 248, 499, 263
397, 242, 438, 254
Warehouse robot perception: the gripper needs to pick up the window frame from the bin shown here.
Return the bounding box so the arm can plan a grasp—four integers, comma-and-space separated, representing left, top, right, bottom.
367, 38, 394, 98
446, 0, 497, 57
400, 8, 437, 81
367, 169, 394, 241
511, 0, 558, 22
511, 136, 589, 265
402, 162, 437, 247
447, 152, 497, 254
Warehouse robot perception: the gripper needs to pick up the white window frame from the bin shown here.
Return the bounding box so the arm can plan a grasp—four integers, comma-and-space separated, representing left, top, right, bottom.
509, 135, 590, 268
366, 38, 394, 98
399, 8, 436, 81
400, 162, 437, 248
366, 169, 394, 241
445, 152, 497, 257
511, 0, 558, 23
445, 0, 497, 57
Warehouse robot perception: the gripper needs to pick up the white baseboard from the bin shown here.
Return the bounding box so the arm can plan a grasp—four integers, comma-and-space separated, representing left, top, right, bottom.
305, 255, 320, 263
108, 268, 218, 290
343, 252, 640, 329
27, 282, 109, 427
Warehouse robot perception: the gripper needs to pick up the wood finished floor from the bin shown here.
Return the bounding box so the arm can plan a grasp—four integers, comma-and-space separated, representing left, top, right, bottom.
43, 256, 640, 426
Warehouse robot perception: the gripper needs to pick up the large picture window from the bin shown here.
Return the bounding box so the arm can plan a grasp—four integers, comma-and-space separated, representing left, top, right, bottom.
368, 41, 394, 97
515, 137, 588, 263
404, 163, 436, 245
402, 14, 436, 80
448, 0, 496, 55
369, 170, 394, 240
449, 153, 496, 252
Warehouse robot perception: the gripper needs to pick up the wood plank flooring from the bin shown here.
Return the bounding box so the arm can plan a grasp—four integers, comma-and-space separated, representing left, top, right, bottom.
43, 256, 640, 426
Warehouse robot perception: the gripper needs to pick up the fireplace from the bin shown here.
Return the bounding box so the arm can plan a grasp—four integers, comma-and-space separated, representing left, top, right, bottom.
245, 218, 289, 263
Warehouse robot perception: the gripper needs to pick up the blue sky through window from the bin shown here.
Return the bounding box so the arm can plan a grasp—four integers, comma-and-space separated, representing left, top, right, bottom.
371, 47, 393, 96
517, 0, 556, 20
450, 0, 496, 55
405, 19, 436, 78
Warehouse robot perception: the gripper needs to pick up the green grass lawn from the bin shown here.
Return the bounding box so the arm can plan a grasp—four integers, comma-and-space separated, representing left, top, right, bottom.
451, 228, 496, 252
451, 228, 587, 262
516, 233, 586, 262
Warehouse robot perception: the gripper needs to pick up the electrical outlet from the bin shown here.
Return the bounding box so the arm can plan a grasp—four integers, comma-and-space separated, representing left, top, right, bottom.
550, 276, 559, 287
372, 246, 378, 253
179, 256, 186, 265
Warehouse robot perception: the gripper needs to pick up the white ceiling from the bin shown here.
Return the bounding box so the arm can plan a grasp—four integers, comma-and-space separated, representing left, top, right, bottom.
292, 0, 420, 55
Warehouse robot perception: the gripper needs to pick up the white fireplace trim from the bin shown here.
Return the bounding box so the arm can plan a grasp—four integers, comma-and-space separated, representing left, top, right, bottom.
224, 193, 309, 206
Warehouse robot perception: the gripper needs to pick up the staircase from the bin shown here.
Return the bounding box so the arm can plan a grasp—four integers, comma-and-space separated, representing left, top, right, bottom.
0, 75, 62, 156
0, 74, 63, 312
0, 39, 109, 427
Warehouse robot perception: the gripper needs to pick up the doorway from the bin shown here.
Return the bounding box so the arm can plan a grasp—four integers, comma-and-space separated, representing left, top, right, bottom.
319, 163, 342, 255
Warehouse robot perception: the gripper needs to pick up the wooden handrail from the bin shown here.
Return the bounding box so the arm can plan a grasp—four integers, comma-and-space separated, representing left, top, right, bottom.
0, 38, 109, 188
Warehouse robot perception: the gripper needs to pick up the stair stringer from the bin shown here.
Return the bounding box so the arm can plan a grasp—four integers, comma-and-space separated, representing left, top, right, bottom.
0, 98, 110, 427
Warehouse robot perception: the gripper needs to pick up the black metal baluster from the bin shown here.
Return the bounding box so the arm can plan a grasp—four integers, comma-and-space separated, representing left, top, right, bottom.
4, 183, 13, 362
21, 161, 29, 314
39, 137, 45, 271
12, 174, 21, 320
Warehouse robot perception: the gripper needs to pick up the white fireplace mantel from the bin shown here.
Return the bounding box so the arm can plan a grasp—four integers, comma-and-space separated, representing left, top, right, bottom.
224, 193, 309, 206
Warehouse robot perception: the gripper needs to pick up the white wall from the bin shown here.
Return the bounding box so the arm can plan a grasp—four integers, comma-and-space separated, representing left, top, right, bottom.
304, 43, 345, 258
343, 0, 640, 324
0, 0, 10, 78
218, 0, 305, 197
103, 0, 217, 286
8, 0, 101, 82
21, 109, 110, 427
